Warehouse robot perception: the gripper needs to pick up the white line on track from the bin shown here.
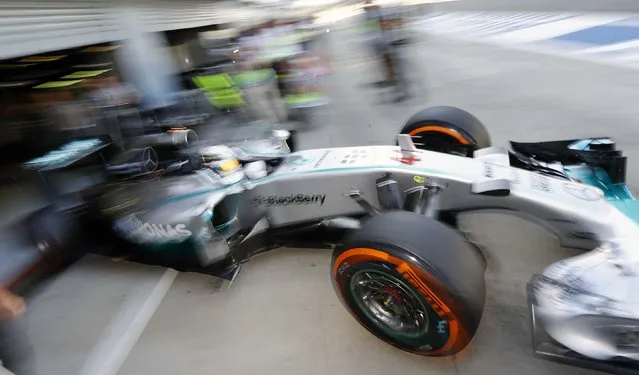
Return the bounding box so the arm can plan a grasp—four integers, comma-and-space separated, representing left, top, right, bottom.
78, 268, 179, 375
492, 13, 635, 43
432, 32, 639, 72
411, 12, 639, 71
416, 12, 637, 43
579, 40, 639, 54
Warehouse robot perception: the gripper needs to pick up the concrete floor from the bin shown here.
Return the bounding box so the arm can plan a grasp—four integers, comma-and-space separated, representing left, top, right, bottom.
17, 17, 639, 375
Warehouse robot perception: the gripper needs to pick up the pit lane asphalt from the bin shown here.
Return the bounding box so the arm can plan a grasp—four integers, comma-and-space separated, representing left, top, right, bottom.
20, 20, 639, 375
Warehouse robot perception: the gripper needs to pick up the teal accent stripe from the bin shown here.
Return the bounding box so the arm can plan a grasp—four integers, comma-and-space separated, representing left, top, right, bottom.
611, 200, 639, 226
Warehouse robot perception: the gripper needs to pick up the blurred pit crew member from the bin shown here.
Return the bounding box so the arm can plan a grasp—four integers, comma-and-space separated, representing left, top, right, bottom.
0, 287, 34, 375
363, 0, 382, 56
363, 1, 395, 87
381, 13, 411, 102
236, 28, 288, 123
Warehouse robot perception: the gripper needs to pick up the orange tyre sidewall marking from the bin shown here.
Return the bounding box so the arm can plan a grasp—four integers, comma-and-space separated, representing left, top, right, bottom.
333, 248, 470, 355
408, 126, 470, 145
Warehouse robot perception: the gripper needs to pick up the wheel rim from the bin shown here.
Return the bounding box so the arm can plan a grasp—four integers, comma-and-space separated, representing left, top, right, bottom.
349, 269, 429, 339
412, 131, 471, 156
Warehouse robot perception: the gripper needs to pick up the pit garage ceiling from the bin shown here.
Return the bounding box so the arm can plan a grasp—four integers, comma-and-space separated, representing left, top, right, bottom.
0, 0, 272, 60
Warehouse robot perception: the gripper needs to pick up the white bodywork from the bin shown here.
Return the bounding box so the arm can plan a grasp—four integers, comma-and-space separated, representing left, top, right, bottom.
248, 136, 639, 360
118, 130, 639, 361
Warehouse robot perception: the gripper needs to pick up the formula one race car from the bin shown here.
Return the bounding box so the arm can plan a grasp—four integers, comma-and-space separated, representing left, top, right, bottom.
7, 106, 639, 375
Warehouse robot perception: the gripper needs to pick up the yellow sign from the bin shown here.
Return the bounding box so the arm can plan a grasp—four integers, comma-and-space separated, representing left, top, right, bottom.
81, 45, 121, 53
62, 69, 112, 79
413, 176, 425, 184
33, 80, 85, 89
20, 55, 66, 63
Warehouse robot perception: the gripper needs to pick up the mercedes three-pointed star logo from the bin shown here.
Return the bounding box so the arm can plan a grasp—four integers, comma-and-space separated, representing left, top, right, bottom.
563, 182, 603, 201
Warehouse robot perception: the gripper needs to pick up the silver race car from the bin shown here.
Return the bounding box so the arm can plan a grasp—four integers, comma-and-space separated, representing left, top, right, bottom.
14, 105, 639, 374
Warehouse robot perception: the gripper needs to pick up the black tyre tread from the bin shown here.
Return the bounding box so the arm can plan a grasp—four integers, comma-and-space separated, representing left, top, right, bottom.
27, 207, 75, 248
402, 106, 491, 148
26, 206, 84, 265
335, 211, 486, 331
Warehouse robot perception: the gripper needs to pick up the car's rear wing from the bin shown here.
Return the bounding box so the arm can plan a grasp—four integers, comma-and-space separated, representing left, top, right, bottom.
511, 138, 627, 184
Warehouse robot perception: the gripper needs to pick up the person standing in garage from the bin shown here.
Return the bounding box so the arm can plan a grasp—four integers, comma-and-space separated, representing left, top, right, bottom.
0, 287, 34, 375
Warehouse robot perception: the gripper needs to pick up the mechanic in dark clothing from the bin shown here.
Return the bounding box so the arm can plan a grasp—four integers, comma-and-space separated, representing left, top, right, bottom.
363, 1, 410, 101
363, 0, 396, 84
363, 1, 385, 71
0, 287, 35, 375
381, 12, 411, 102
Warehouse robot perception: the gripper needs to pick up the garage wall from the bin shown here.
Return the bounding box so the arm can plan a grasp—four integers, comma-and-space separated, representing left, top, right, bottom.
0, 1, 122, 60
140, 0, 229, 32
0, 0, 274, 61
116, 9, 182, 110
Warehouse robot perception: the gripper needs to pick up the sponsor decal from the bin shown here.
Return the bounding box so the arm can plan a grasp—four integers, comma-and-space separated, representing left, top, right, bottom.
437, 321, 448, 335
413, 175, 426, 184
142, 223, 192, 238
337, 262, 350, 275
116, 215, 192, 243
392, 151, 421, 165
251, 193, 327, 207
511, 170, 521, 184
531, 174, 552, 193
483, 163, 494, 178
397, 263, 454, 321
313, 151, 330, 169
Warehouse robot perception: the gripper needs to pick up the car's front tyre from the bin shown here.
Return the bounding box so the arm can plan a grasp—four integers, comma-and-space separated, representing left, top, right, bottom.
331, 211, 486, 356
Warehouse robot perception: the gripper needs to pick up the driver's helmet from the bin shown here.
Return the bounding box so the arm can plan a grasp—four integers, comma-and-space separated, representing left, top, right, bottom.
200, 145, 241, 176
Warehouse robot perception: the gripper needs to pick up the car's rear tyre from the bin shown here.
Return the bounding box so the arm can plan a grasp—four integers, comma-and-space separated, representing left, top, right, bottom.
331, 211, 486, 356
7, 206, 85, 295
27, 206, 83, 268
400, 106, 491, 156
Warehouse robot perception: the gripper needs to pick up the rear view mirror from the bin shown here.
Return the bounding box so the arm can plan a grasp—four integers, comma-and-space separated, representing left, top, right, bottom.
271, 129, 291, 154
272, 129, 290, 141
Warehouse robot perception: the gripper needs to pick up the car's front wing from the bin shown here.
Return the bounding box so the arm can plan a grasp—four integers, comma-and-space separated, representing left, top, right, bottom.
527, 274, 639, 375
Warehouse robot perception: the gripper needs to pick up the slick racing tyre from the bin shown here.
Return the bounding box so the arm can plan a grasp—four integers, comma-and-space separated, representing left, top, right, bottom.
27, 206, 83, 269
331, 211, 486, 356
7, 206, 85, 295
400, 106, 491, 157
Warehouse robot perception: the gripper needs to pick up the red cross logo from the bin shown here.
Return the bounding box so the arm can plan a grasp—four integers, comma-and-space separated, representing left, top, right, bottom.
392, 154, 421, 165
